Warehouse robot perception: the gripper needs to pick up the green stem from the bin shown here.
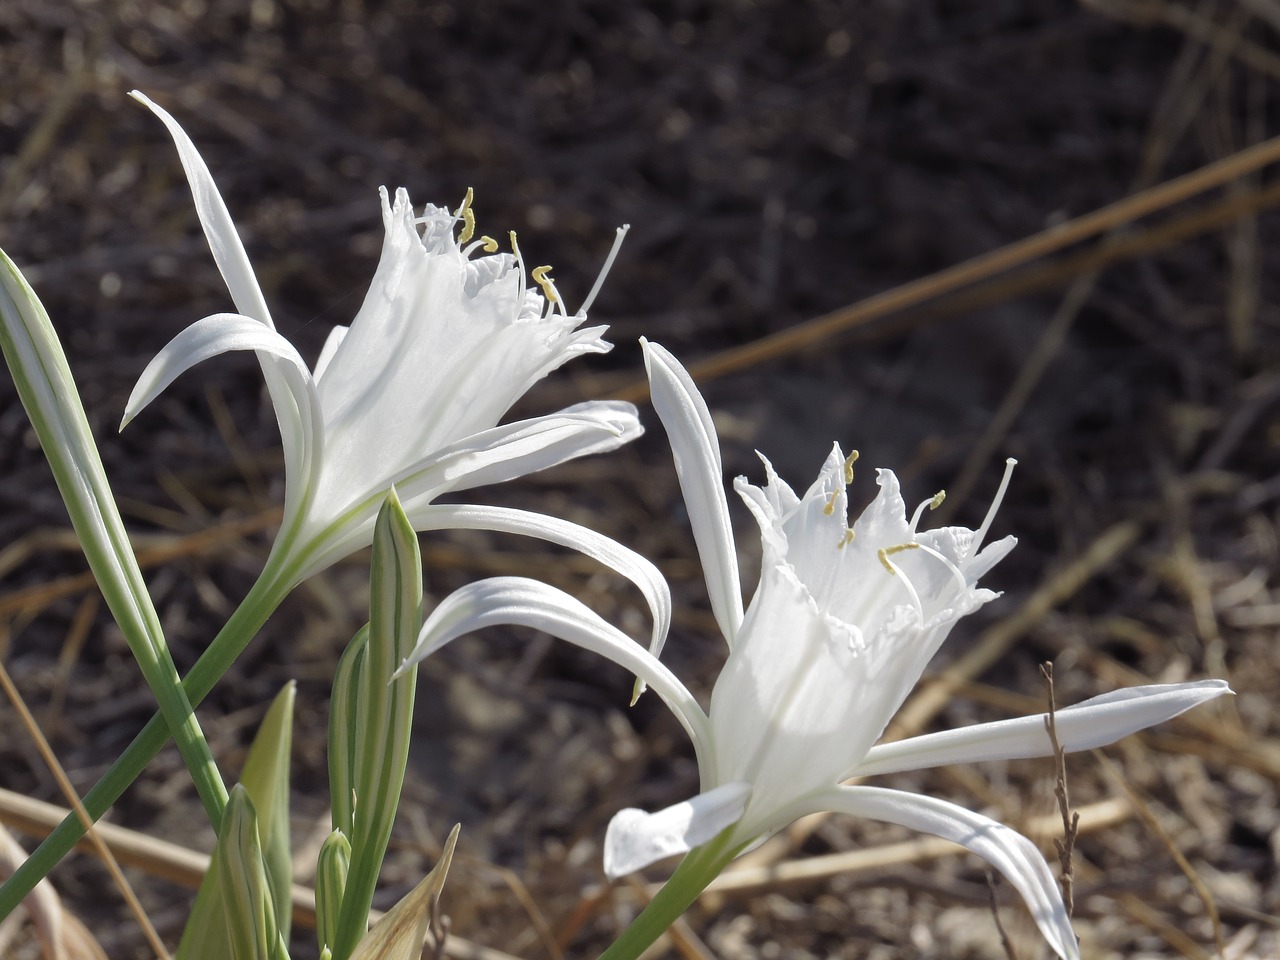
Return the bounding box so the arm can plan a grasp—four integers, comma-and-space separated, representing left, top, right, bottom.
0, 559, 296, 920
0, 248, 226, 825
597, 831, 741, 960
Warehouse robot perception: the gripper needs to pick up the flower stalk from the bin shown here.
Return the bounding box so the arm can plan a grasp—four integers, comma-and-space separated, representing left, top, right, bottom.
596, 831, 742, 960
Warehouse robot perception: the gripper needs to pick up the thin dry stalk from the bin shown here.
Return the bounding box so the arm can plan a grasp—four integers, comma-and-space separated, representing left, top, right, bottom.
985, 870, 1022, 960
0, 658, 169, 959
607, 131, 1280, 403
1097, 753, 1227, 958
1039, 663, 1079, 916
0, 509, 280, 619
0, 787, 525, 960
428, 894, 452, 960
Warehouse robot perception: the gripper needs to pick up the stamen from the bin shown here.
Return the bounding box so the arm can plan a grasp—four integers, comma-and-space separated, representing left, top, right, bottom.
455, 187, 476, 244
823, 490, 838, 516
579, 224, 630, 315
843, 449, 859, 484
837, 528, 855, 549
531, 265, 558, 303
912, 541, 970, 595
968, 458, 1017, 561
909, 490, 946, 532
463, 235, 500, 256
878, 547, 924, 623
878, 542, 919, 572
509, 230, 525, 292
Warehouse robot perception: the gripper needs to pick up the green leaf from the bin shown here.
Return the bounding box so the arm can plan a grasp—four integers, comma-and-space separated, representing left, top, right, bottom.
331, 490, 422, 960
328, 626, 369, 840
348, 825, 459, 960
218, 785, 274, 960
175, 840, 231, 960
176, 688, 294, 960
239, 682, 296, 944
0, 247, 226, 824
315, 829, 351, 955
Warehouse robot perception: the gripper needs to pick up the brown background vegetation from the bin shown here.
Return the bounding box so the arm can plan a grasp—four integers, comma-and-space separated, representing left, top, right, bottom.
1, 0, 1278, 957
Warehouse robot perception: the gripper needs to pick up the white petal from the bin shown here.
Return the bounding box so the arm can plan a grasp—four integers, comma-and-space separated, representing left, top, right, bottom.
805, 786, 1078, 960
406, 502, 672, 661
312, 324, 349, 382
122, 312, 322, 538
641, 339, 743, 646
130, 92, 273, 327
397, 577, 710, 766
603, 781, 751, 878
391, 402, 641, 505
123, 313, 311, 426
855, 680, 1232, 777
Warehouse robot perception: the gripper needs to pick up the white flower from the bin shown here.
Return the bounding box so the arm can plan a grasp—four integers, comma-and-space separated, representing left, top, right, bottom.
401, 351, 1231, 959
121, 92, 667, 639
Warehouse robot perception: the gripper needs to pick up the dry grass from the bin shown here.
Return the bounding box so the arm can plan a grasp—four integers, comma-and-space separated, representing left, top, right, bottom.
1, 1, 1278, 957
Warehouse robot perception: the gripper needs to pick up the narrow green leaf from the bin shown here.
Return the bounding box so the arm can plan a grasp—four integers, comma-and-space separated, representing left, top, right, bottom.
218, 785, 273, 960
315, 829, 351, 955
331, 490, 422, 960
175, 844, 231, 960
328, 626, 369, 840
348, 825, 459, 960
239, 682, 296, 944
0, 560, 295, 921
0, 247, 226, 823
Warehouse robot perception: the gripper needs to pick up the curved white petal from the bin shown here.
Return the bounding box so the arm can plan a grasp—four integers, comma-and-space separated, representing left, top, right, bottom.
406, 503, 671, 662
604, 781, 751, 878
398, 577, 710, 764
312, 324, 349, 382
391, 402, 642, 506
290, 396, 640, 578
123, 313, 313, 426
804, 786, 1078, 960
642, 339, 743, 646
130, 92, 273, 327
131, 92, 327, 544
121, 312, 323, 539
856, 679, 1233, 778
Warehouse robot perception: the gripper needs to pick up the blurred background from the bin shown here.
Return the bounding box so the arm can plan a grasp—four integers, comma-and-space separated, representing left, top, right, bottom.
1, 0, 1278, 957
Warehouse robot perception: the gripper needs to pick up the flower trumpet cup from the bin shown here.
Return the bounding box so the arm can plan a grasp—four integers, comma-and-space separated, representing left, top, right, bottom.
400, 339, 1232, 960
122, 92, 665, 636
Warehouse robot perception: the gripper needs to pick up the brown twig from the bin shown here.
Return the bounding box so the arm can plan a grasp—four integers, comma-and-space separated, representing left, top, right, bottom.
428, 893, 452, 960
985, 870, 1022, 960
1096, 753, 1227, 959
606, 131, 1280, 404
0, 656, 170, 959
1040, 663, 1080, 917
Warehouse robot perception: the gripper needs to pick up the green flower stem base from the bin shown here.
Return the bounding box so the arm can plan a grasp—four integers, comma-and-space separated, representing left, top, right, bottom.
0, 559, 297, 920
597, 830, 742, 960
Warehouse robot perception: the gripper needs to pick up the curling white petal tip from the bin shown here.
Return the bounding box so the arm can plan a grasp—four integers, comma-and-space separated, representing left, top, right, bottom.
603, 781, 751, 878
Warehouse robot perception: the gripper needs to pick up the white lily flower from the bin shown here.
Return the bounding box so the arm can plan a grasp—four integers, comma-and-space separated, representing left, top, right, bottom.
121, 92, 667, 641
401, 349, 1231, 960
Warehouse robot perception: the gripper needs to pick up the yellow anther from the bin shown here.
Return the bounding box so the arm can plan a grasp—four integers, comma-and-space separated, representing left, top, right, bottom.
479, 235, 499, 252
878, 542, 919, 573
531, 265, 558, 303
843, 449, 859, 484
823, 489, 839, 515
837, 528, 855, 549
508, 230, 521, 258
930, 490, 946, 510
456, 187, 476, 244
